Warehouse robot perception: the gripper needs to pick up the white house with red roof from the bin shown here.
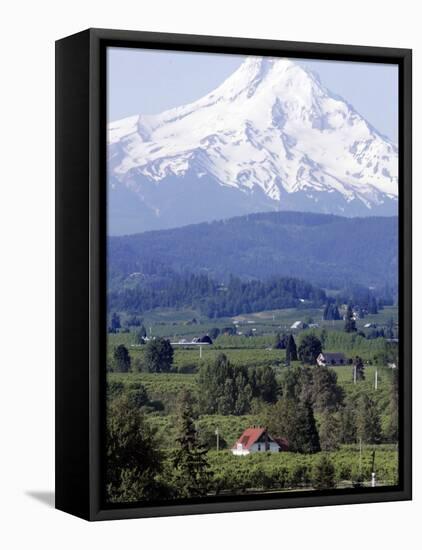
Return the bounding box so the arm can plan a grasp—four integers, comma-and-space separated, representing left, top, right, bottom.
231, 427, 289, 456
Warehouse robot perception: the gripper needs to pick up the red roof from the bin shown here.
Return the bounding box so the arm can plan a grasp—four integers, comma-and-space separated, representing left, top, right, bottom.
233, 427, 290, 451
232, 427, 268, 450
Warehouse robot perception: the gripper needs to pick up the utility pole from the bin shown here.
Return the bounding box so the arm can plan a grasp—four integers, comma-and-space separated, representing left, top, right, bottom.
371, 449, 376, 487
215, 427, 219, 452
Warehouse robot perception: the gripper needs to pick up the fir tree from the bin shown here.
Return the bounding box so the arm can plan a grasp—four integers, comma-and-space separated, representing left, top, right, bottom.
144, 337, 174, 373
355, 394, 382, 444
265, 397, 320, 454
106, 396, 166, 503
298, 334, 322, 364
297, 400, 321, 454
113, 344, 131, 373
172, 392, 212, 498
332, 305, 341, 320
311, 365, 344, 411
257, 366, 279, 403
353, 356, 365, 381
318, 411, 341, 451
323, 303, 341, 321
285, 334, 298, 364
385, 369, 399, 441
344, 305, 357, 333
312, 455, 336, 490
339, 398, 357, 444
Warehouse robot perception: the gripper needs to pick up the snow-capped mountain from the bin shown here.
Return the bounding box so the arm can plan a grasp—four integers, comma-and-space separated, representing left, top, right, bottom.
108, 57, 398, 235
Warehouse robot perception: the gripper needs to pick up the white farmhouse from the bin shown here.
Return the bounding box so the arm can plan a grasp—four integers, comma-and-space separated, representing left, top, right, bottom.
231, 427, 289, 456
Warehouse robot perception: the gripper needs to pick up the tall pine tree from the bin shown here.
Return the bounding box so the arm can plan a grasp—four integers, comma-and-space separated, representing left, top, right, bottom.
344, 304, 357, 333
355, 394, 382, 444
172, 392, 212, 497
264, 397, 320, 454
106, 396, 166, 503
353, 356, 365, 381
285, 334, 298, 364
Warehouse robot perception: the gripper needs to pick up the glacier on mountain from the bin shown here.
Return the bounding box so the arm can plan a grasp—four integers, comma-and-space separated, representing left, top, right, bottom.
107, 56, 398, 234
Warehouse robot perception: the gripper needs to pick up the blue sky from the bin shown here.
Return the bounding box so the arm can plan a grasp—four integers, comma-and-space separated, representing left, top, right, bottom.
107, 47, 398, 142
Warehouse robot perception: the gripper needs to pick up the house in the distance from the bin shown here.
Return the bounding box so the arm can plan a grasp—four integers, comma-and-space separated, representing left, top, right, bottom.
231, 427, 289, 456
317, 352, 347, 366
290, 320, 306, 330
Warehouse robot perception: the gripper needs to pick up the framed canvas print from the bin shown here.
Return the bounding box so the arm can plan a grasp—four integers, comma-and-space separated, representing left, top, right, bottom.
55, 28, 412, 521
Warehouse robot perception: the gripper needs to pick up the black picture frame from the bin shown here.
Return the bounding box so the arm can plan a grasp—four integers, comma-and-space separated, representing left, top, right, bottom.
55, 28, 412, 521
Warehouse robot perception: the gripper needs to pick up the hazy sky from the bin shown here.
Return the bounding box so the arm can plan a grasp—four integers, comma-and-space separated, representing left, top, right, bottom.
107, 47, 398, 142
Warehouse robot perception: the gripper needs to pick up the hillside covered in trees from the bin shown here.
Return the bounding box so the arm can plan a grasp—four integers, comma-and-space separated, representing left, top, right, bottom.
108, 211, 398, 290
108, 273, 327, 318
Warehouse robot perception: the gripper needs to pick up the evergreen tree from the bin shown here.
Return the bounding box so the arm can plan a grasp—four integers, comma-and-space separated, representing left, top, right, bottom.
339, 397, 357, 444
265, 397, 320, 454
233, 379, 253, 415
172, 392, 212, 498
312, 455, 336, 490
144, 338, 174, 373
318, 411, 341, 451
106, 396, 166, 503
199, 354, 276, 415
332, 305, 341, 320
355, 394, 382, 444
311, 365, 344, 411
256, 366, 279, 403
285, 334, 298, 364
344, 305, 357, 333
298, 334, 322, 364
279, 364, 312, 403
297, 400, 321, 454
323, 303, 341, 321
113, 344, 131, 373
385, 369, 399, 441
354, 356, 365, 381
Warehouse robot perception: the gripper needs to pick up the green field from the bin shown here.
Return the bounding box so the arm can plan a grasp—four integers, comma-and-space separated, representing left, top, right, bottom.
112, 305, 398, 339
107, 303, 399, 501
205, 446, 398, 492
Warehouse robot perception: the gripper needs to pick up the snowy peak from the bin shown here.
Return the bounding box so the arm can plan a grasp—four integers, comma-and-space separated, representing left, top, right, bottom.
107, 56, 398, 234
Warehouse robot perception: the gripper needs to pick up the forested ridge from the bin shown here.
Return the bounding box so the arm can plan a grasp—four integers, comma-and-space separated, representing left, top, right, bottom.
108, 211, 398, 290
108, 273, 327, 318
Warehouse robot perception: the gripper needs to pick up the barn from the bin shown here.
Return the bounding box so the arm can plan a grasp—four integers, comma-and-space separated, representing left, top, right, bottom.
231, 427, 289, 456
